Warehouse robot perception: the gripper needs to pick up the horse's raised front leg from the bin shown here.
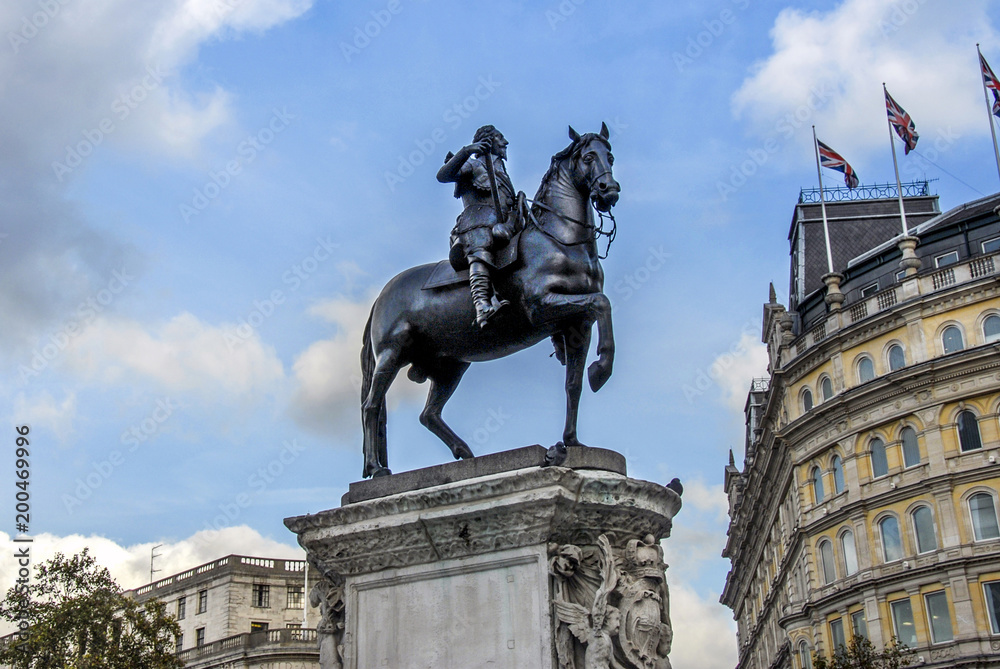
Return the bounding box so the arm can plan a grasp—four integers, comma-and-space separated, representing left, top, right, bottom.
560, 321, 592, 449
527, 291, 615, 391
419, 359, 475, 461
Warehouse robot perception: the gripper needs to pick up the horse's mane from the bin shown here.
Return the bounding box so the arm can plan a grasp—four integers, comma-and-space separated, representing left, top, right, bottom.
532, 133, 611, 207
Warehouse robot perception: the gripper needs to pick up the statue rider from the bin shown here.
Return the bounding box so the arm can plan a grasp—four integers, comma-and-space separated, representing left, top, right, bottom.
437, 125, 518, 327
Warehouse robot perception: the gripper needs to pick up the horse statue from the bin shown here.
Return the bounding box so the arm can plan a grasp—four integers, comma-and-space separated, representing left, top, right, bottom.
360, 124, 620, 478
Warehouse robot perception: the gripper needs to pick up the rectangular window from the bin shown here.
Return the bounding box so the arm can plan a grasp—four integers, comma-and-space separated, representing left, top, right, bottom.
252, 583, 270, 608
851, 610, 868, 640
287, 622, 302, 640
984, 581, 1000, 634
983, 237, 1000, 254
287, 585, 304, 609
175, 634, 183, 652
895, 269, 907, 281
860, 283, 879, 298
829, 618, 846, 651
935, 251, 959, 268
924, 591, 954, 643
197, 589, 207, 614
177, 596, 186, 620
195, 628, 206, 647
250, 621, 269, 633
890, 598, 918, 646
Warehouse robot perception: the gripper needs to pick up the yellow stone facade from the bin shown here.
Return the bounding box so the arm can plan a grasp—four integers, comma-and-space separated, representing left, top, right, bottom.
722, 193, 1000, 669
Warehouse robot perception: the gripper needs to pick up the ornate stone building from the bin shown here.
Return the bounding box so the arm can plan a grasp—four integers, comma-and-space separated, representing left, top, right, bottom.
131, 554, 321, 669
722, 184, 1000, 668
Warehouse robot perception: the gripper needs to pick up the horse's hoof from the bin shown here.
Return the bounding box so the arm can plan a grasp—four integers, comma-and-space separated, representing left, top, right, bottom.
588, 360, 612, 392
371, 467, 392, 478
454, 445, 475, 460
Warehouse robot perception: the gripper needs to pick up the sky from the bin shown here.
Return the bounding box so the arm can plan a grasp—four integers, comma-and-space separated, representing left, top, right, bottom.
2, 0, 1000, 666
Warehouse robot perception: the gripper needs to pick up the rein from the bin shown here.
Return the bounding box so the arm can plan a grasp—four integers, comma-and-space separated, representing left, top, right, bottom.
527, 198, 617, 259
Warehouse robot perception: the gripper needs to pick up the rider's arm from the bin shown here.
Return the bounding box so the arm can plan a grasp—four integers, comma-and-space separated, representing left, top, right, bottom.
437, 141, 488, 184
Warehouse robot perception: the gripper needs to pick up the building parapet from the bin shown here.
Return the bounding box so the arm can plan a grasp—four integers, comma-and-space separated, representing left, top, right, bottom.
784, 250, 1000, 368
176, 628, 317, 665
132, 554, 307, 598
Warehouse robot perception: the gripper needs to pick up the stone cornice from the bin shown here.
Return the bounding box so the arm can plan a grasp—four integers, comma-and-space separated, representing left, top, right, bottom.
286, 467, 681, 578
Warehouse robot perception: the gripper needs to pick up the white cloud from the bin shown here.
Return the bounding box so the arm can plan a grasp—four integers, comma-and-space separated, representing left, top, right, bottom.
712, 332, 769, 416
289, 294, 424, 435
667, 581, 738, 669
732, 0, 998, 160
63, 313, 285, 403
0, 525, 301, 594
13, 390, 77, 445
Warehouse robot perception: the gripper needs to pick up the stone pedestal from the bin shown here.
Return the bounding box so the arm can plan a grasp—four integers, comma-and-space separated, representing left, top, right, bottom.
285, 446, 681, 669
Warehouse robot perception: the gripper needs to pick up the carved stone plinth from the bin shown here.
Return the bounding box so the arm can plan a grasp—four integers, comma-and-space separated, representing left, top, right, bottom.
284, 447, 681, 669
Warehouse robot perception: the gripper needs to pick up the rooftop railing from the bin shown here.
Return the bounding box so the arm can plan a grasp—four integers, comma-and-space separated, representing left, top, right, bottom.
132, 555, 308, 597
798, 180, 931, 203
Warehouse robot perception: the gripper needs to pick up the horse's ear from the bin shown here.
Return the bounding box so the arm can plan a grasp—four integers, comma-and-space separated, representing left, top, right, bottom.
600, 122, 610, 139
568, 126, 581, 142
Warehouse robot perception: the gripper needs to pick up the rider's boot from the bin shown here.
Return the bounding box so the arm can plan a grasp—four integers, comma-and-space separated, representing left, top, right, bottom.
469, 261, 497, 327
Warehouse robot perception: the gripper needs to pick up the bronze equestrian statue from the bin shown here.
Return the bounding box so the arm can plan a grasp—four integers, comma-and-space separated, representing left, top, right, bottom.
360, 124, 619, 478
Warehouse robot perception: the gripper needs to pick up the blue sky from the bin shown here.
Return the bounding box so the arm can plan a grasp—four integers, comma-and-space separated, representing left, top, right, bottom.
3, 0, 1000, 665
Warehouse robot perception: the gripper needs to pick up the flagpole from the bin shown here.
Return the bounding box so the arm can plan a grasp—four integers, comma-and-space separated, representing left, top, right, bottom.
977, 44, 1000, 185
884, 83, 909, 236
812, 126, 835, 274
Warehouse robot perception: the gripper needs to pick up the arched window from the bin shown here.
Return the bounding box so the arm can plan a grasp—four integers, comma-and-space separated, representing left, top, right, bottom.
888, 344, 906, 371
812, 466, 825, 503
870, 438, 888, 478
879, 516, 902, 562
912, 505, 937, 553
984, 314, 1000, 344
831, 455, 845, 494
818, 539, 836, 584
821, 376, 834, 400
840, 529, 858, 575
798, 640, 813, 669
900, 426, 921, 467
957, 410, 982, 452
857, 357, 875, 383
802, 388, 813, 412
942, 325, 964, 354
970, 493, 1000, 541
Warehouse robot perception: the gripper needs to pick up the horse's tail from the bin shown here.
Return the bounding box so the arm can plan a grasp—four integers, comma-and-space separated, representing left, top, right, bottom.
360, 306, 386, 477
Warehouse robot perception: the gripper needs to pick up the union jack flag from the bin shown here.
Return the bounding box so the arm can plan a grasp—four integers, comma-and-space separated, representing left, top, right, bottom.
817, 140, 859, 189
885, 88, 919, 154
980, 51, 1000, 118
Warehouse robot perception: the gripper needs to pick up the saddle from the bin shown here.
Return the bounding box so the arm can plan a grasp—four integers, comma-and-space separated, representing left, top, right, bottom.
422, 231, 521, 290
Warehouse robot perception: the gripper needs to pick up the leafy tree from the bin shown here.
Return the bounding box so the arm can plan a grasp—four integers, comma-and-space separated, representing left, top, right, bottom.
0, 549, 182, 669
813, 636, 911, 669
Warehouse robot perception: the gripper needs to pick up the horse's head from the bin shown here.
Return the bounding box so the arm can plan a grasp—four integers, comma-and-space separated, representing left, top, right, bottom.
565, 122, 620, 212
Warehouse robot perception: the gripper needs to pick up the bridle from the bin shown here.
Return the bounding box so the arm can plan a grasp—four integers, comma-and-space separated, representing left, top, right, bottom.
526, 142, 618, 258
